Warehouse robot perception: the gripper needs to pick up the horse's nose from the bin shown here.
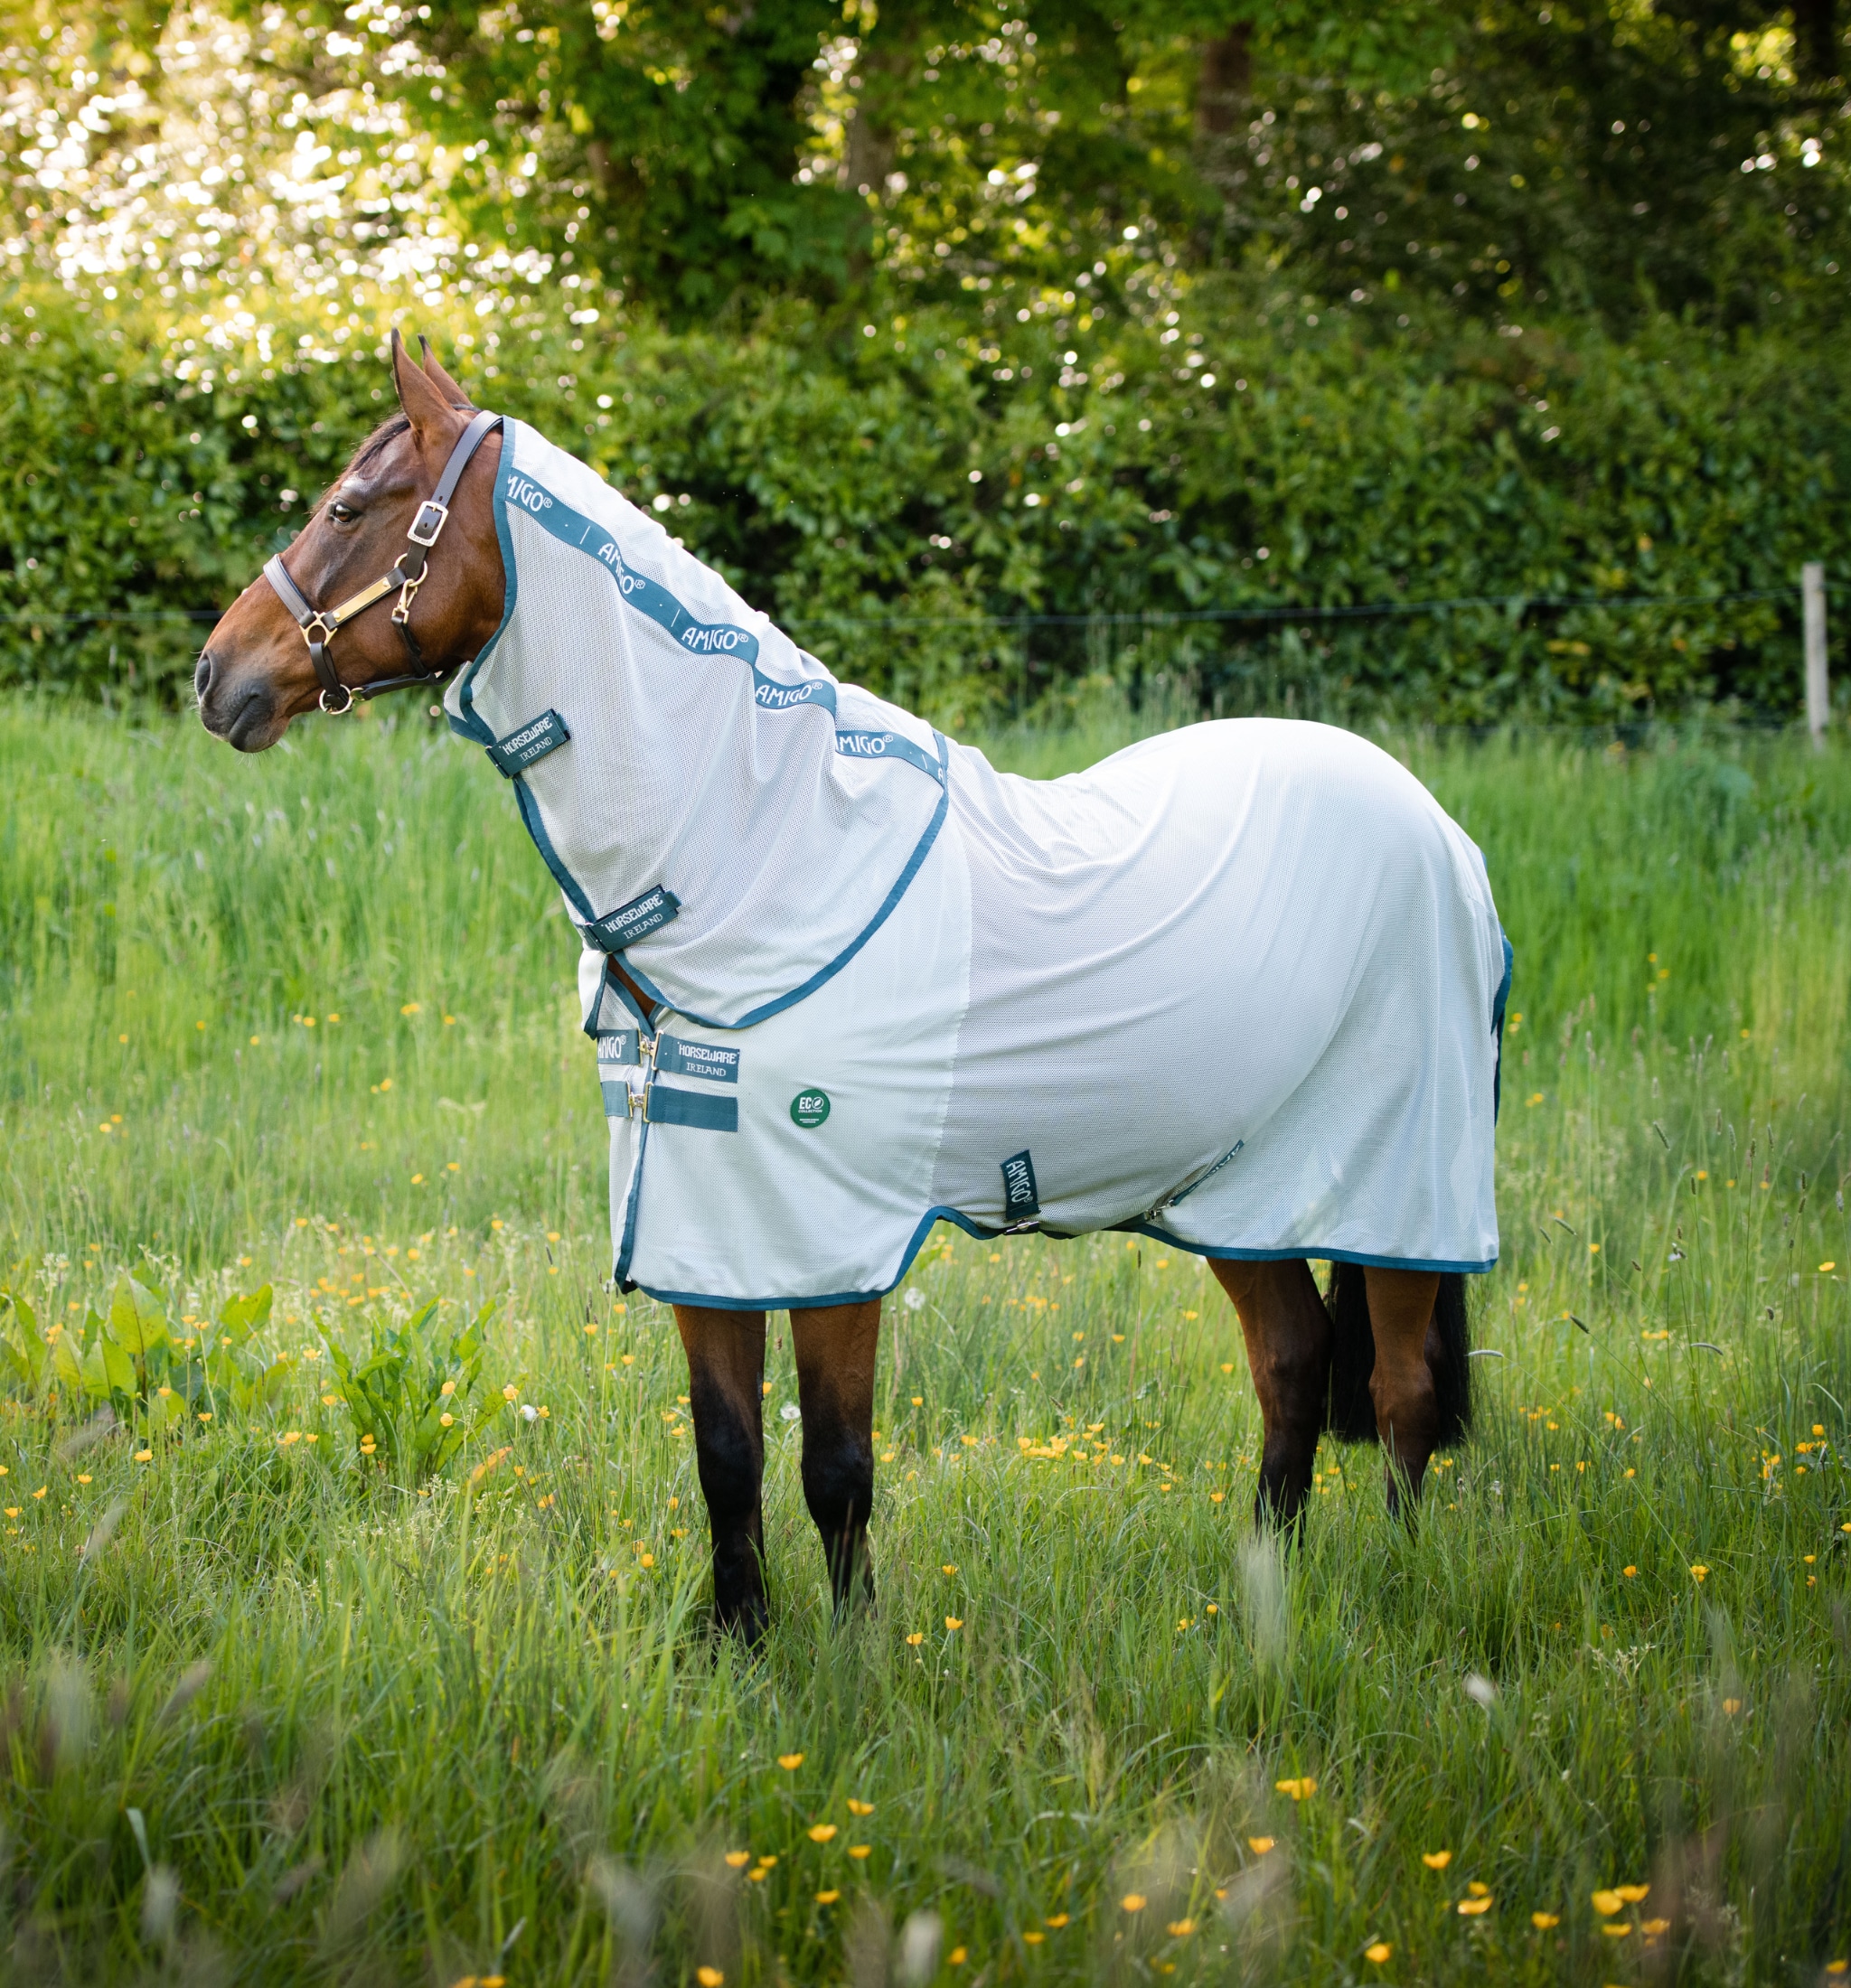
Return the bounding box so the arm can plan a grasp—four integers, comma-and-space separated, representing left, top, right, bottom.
194, 649, 214, 701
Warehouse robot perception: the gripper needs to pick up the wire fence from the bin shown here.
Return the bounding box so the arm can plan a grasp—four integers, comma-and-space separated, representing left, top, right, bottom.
0, 577, 1831, 722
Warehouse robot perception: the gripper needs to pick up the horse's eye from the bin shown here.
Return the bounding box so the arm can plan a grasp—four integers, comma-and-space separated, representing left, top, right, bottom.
329, 500, 358, 524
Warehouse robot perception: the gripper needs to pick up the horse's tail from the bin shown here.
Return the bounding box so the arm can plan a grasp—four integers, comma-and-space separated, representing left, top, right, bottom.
1321, 1263, 1473, 1449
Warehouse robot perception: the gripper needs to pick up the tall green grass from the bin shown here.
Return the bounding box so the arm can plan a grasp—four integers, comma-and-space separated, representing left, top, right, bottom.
0, 700, 1846, 1984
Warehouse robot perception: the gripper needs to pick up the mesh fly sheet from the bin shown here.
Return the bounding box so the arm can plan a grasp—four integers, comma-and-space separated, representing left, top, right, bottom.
446, 419, 1510, 1307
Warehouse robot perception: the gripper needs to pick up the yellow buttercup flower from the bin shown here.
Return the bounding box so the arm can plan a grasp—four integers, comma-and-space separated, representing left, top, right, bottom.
1122, 1894, 1147, 1913
1616, 1884, 1649, 1903
723, 1852, 750, 1869
1247, 1837, 1275, 1855
1458, 1896, 1492, 1917
1532, 1912, 1560, 1929
1364, 1943, 1392, 1964
1591, 1890, 1624, 1917
1423, 1851, 1452, 1870
848, 1845, 871, 1860
1275, 1777, 1317, 1800
847, 1798, 875, 1815
777, 1753, 804, 1770
808, 1824, 838, 1843
815, 1890, 840, 1905
1167, 1918, 1197, 1936
697, 1970, 724, 1987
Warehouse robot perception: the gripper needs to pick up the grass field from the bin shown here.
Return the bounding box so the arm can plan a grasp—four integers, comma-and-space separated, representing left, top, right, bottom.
1, 700, 1848, 1986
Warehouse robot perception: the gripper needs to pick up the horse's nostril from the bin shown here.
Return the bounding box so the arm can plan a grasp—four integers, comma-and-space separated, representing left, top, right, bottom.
194, 651, 214, 700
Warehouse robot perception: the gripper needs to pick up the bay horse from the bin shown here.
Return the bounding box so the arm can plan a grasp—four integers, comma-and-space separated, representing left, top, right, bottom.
197, 335, 1507, 1640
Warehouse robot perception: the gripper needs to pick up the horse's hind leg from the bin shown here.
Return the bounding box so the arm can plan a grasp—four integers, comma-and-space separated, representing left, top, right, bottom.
789, 1298, 882, 1618
1209, 1259, 1331, 1532
1361, 1267, 1442, 1519
673, 1304, 769, 1644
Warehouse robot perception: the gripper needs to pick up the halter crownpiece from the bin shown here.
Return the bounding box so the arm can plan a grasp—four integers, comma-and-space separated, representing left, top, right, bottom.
261, 407, 502, 715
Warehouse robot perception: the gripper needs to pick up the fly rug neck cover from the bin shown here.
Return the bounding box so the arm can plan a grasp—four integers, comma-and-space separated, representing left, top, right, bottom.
446, 420, 1511, 1307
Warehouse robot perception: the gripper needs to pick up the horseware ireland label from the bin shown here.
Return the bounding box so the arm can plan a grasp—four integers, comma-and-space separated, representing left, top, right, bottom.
655, 1036, 740, 1084
1001, 1149, 1041, 1219
587, 885, 681, 952
789, 1088, 831, 1129
484, 709, 570, 777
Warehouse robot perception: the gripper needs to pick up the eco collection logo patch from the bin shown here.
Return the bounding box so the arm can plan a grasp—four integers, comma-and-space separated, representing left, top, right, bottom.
789, 1088, 831, 1129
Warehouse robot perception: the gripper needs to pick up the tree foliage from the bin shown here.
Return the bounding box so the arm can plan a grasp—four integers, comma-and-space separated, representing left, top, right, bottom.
187, 0, 1851, 326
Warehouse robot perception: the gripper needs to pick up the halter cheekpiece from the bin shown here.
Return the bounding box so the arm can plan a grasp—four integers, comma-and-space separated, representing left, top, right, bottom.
261, 407, 502, 714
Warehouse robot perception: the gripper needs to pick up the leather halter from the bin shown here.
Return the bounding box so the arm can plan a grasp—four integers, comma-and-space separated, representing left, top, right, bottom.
260, 407, 502, 715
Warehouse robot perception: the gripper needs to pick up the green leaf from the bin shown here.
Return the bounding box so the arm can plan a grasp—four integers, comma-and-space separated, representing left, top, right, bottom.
100, 1336, 137, 1399
109, 1278, 170, 1358
52, 1335, 83, 1397
219, 1285, 273, 1341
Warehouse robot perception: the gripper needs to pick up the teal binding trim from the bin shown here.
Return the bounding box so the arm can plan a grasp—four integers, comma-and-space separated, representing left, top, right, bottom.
618, 732, 950, 1031
836, 728, 946, 784
504, 464, 763, 664
629, 1205, 1497, 1309
1491, 930, 1514, 1121
753, 667, 835, 713
446, 427, 521, 748
614, 1121, 649, 1286
503, 463, 941, 782
463, 439, 948, 1034
512, 776, 597, 922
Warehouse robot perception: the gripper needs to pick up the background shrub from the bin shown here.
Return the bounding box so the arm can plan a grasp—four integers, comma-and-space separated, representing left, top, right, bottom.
4, 284, 1843, 727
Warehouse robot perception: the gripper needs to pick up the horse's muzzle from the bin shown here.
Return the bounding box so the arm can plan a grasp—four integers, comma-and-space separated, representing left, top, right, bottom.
196, 649, 281, 752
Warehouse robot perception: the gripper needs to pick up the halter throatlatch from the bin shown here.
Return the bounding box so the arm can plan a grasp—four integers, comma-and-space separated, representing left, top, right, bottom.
261, 407, 502, 714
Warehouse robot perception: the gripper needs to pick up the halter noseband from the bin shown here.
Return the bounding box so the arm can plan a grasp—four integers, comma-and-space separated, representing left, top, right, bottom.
260, 407, 503, 715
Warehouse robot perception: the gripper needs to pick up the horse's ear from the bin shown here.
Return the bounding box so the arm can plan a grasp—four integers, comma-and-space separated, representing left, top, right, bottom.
390, 327, 460, 445
418, 334, 474, 411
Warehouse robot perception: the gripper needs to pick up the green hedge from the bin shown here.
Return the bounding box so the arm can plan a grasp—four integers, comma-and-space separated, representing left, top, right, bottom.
3, 285, 1844, 727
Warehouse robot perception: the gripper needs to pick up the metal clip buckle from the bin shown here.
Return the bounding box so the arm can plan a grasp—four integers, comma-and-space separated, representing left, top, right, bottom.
302, 612, 337, 645
407, 499, 449, 548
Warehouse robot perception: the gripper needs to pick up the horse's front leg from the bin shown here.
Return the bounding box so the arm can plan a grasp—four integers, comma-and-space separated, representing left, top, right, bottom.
788, 1299, 881, 1618
1210, 1259, 1331, 1532
673, 1304, 769, 1643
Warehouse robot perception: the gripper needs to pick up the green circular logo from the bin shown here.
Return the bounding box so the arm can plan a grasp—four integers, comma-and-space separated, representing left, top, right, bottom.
789, 1088, 831, 1129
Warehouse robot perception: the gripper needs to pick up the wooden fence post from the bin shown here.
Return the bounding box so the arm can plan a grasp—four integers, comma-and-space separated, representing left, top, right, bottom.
1802, 561, 1829, 747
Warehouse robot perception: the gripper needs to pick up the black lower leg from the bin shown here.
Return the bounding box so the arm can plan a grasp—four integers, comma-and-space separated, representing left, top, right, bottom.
691, 1380, 766, 1638
677, 1307, 768, 1644
1255, 1408, 1322, 1533
801, 1423, 875, 1615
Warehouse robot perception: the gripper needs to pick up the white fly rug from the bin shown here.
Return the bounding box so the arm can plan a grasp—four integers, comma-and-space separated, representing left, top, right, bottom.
446, 419, 1511, 1308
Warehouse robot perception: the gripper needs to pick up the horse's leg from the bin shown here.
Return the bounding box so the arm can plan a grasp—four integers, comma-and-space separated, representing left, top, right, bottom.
672, 1304, 769, 1642
788, 1299, 881, 1617
1209, 1259, 1331, 1532
1361, 1267, 1442, 1520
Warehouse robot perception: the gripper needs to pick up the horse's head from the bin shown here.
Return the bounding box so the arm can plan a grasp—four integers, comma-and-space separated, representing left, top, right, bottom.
196, 333, 505, 751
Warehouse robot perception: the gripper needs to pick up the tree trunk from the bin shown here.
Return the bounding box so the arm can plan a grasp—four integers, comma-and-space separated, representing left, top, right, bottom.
1196, 20, 1253, 139
1793, 0, 1838, 82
